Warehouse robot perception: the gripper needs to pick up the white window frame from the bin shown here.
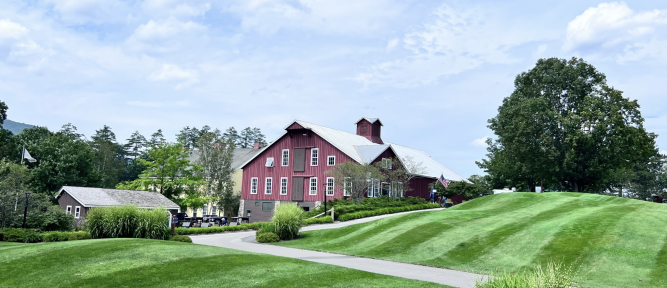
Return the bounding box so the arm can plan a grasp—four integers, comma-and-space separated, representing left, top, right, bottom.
280, 177, 288, 195
367, 179, 373, 197
309, 177, 318, 195
344, 178, 352, 196
250, 177, 258, 194
265, 177, 273, 194
327, 156, 335, 166
66, 205, 72, 215
281, 149, 289, 166
203, 204, 208, 215
310, 148, 319, 166
74, 206, 81, 219
374, 179, 381, 197
265, 157, 275, 167
382, 158, 392, 169
326, 177, 335, 196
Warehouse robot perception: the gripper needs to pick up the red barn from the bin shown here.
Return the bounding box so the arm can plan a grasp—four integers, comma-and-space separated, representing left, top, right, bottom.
238, 118, 468, 222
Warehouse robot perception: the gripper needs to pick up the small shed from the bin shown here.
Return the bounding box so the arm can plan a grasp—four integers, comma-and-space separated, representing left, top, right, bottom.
56, 186, 180, 221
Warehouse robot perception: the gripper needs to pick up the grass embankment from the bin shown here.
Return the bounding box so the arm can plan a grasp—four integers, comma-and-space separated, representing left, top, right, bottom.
275, 192, 667, 288
0, 239, 450, 288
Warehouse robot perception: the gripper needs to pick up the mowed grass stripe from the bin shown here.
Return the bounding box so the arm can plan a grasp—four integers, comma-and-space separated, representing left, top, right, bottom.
365, 222, 453, 258
0, 239, 449, 288
427, 197, 601, 268
650, 233, 667, 287
527, 204, 642, 273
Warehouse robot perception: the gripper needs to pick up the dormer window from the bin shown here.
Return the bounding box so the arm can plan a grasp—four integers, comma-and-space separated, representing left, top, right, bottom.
266, 157, 275, 167
382, 158, 392, 169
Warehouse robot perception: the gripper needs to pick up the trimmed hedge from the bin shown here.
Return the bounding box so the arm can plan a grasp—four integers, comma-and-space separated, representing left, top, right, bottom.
256, 232, 280, 243
175, 222, 266, 235
43, 231, 92, 242
0, 229, 43, 243
169, 235, 192, 243
338, 204, 440, 221
303, 196, 431, 220
303, 216, 334, 225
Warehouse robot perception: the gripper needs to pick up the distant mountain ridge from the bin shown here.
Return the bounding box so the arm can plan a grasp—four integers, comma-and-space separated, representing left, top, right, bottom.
3, 119, 34, 135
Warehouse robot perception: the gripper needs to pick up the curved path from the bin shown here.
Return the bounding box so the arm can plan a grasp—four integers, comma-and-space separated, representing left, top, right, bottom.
192, 208, 486, 288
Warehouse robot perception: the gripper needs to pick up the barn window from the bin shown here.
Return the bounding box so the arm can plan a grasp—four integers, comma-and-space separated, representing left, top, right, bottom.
281, 149, 289, 166
265, 177, 273, 194
280, 177, 288, 195
74, 206, 81, 219
326, 177, 335, 196
344, 178, 352, 196
327, 156, 335, 166
66, 205, 72, 215
309, 177, 318, 195
250, 177, 258, 194
310, 148, 319, 166
382, 158, 392, 169
262, 202, 274, 211
265, 157, 275, 167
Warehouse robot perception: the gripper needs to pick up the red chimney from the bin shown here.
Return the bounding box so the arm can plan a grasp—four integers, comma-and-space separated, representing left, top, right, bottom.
253, 142, 264, 149
355, 118, 383, 144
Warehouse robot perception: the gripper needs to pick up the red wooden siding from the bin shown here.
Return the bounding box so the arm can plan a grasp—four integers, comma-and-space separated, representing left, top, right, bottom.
241, 132, 355, 202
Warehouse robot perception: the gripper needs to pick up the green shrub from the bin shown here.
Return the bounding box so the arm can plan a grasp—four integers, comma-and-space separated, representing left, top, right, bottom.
271, 203, 303, 240
68, 231, 92, 241
87, 205, 169, 240
303, 216, 334, 225
169, 235, 192, 243
303, 196, 430, 220
338, 204, 439, 221
43, 231, 70, 242
475, 261, 574, 288
256, 232, 280, 243
175, 222, 266, 235
0, 228, 42, 243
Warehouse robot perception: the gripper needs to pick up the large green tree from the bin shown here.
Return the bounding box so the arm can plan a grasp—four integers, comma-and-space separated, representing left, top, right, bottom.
196, 133, 236, 216
116, 143, 205, 206
478, 57, 658, 192
14, 127, 101, 194
89, 125, 125, 188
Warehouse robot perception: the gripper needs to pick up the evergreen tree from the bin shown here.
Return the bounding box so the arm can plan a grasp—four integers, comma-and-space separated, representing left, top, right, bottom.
149, 129, 165, 147
90, 125, 125, 188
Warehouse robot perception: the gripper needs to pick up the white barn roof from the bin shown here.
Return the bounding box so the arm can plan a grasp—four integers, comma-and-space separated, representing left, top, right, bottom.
240, 120, 469, 182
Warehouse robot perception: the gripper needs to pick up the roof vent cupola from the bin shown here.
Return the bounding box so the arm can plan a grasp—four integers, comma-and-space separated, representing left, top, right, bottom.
355, 117, 383, 144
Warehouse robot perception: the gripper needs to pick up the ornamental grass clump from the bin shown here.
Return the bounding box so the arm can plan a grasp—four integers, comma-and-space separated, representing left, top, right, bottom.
270, 203, 303, 240
87, 205, 170, 240
475, 261, 575, 288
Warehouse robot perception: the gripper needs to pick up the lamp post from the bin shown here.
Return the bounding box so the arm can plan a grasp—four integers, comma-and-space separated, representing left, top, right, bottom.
322, 182, 327, 213
22, 191, 31, 229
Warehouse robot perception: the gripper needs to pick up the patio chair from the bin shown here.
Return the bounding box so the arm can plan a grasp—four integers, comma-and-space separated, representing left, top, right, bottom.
182, 222, 191, 229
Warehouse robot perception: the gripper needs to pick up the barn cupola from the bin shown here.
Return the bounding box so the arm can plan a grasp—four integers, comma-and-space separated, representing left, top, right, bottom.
355, 117, 384, 144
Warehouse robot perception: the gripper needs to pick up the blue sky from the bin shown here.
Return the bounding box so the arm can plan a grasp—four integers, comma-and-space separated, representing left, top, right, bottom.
2, 0, 667, 177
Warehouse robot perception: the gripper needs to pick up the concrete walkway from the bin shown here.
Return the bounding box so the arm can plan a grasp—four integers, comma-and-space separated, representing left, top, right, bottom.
192, 208, 486, 288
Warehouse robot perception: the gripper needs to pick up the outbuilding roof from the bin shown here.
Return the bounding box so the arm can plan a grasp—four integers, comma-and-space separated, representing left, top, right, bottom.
240, 120, 470, 183
56, 186, 180, 210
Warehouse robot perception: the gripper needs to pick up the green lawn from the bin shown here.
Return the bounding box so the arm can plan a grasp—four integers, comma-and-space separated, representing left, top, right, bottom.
0, 239, 450, 288
275, 192, 667, 288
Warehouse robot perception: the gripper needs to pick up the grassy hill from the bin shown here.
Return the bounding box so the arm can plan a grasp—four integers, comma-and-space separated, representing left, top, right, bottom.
0, 239, 449, 288
275, 192, 667, 288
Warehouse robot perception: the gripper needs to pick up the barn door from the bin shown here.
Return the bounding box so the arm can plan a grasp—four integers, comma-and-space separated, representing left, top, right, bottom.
292, 177, 304, 201
293, 148, 306, 172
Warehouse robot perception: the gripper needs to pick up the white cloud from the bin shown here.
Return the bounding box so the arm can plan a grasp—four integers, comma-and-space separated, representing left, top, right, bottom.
142, 0, 211, 18
564, 2, 667, 62
353, 4, 544, 88
0, 19, 28, 41
224, 0, 402, 34
45, 0, 130, 25
385, 38, 399, 53
125, 18, 207, 54
147, 63, 199, 89
471, 136, 489, 147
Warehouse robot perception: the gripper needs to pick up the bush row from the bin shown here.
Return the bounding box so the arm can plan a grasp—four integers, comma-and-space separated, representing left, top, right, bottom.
175, 222, 265, 235
303, 196, 430, 219
0, 228, 91, 243
337, 204, 440, 221
303, 216, 334, 225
